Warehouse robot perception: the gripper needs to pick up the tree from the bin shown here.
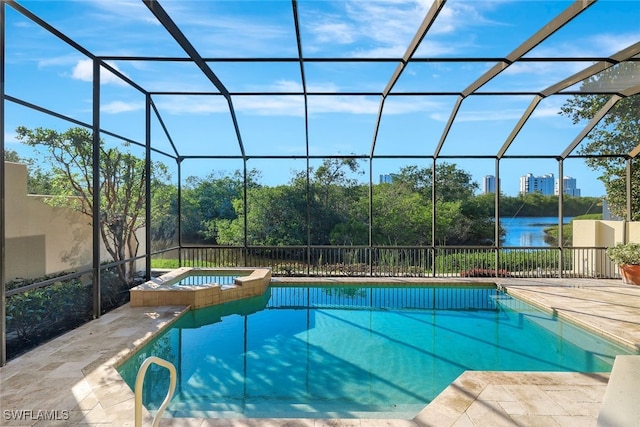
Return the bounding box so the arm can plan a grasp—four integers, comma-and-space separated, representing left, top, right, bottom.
309, 158, 365, 245
150, 181, 178, 250
393, 162, 478, 201
372, 183, 431, 245
190, 169, 259, 244
213, 185, 307, 246
560, 62, 640, 219
4, 149, 22, 162
123, 170, 263, 250
15, 126, 167, 283
4, 148, 55, 195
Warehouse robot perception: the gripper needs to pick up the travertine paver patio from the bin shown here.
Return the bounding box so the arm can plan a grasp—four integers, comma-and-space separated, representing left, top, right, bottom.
1, 277, 639, 426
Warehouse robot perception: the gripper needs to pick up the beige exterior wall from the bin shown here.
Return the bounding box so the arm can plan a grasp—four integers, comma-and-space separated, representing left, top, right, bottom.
572, 219, 640, 277
4, 162, 145, 281
573, 219, 640, 247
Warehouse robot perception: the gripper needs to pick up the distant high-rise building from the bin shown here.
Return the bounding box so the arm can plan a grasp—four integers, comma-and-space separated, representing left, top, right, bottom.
379, 174, 393, 184
483, 175, 499, 194
520, 173, 555, 195
555, 176, 581, 197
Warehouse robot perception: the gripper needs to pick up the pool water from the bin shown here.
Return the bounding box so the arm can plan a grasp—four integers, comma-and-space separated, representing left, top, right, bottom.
118, 285, 636, 419
174, 274, 240, 286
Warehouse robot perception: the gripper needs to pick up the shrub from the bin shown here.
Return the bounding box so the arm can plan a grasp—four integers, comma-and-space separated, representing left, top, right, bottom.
460, 268, 511, 278
6, 278, 92, 341
607, 242, 640, 265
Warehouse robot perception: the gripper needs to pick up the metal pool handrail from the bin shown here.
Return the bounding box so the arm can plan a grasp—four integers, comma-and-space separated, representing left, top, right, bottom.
135, 356, 177, 427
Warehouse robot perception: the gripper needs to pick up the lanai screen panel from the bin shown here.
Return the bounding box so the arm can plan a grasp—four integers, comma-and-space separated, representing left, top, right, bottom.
3, 5, 93, 125
374, 95, 458, 157
307, 95, 379, 156
524, 1, 640, 59
296, 0, 426, 58
235, 95, 307, 157
303, 62, 396, 94
150, 94, 241, 157
439, 96, 535, 157
8, 0, 185, 57
160, 0, 299, 58
99, 74, 147, 144
116, 61, 222, 94
206, 62, 303, 94
413, 1, 573, 59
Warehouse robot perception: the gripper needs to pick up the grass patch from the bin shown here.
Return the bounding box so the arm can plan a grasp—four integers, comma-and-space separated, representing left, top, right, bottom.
151, 259, 180, 269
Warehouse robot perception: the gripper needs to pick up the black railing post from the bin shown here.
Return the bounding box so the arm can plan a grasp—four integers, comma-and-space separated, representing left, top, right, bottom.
0, 0, 6, 366
177, 158, 182, 267
558, 158, 564, 278
91, 58, 101, 318
145, 94, 151, 280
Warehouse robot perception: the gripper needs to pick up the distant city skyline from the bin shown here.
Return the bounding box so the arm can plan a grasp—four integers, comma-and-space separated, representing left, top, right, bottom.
483, 175, 499, 195
482, 173, 581, 197
379, 174, 394, 184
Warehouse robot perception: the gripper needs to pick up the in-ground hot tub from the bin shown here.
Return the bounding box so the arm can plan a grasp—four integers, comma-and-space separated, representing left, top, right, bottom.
129, 267, 271, 308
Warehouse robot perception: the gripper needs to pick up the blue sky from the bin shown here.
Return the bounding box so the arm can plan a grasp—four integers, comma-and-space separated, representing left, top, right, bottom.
3, 0, 640, 197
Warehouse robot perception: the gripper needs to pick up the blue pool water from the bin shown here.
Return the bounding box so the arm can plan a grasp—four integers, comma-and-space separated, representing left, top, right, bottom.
174, 274, 240, 286
118, 285, 636, 419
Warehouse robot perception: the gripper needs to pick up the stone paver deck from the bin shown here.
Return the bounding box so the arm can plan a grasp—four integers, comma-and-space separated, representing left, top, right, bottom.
1, 277, 639, 426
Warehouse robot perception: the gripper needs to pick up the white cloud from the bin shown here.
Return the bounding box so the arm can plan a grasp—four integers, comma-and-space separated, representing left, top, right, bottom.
528, 32, 640, 58
592, 33, 640, 54
156, 2, 293, 57
4, 131, 18, 144
456, 108, 529, 122
71, 59, 130, 86
313, 21, 357, 45
308, 96, 379, 115
430, 1, 505, 35
532, 105, 563, 119
155, 89, 455, 118
383, 97, 443, 115
154, 96, 231, 115
269, 80, 303, 92
235, 96, 305, 116
502, 61, 587, 90
431, 104, 533, 123
303, 1, 505, 58
101, 101, 144, 114
82, 0, 160, 26
266, 79, 341, 93
37, 54, 81, 69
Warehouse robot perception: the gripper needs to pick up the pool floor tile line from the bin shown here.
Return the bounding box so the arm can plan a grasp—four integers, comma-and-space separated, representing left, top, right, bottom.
1, 278, 639, 426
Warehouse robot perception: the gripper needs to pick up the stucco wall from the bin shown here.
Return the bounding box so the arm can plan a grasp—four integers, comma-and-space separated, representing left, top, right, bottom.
572, 219, 640, 278
4, 161, 145, 281
573, 219, 640, 247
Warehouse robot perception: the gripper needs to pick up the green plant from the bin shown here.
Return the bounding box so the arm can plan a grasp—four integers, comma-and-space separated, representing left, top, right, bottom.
150, 258, 180, 269
606, 242, 640, 265
6, 279, 91, 340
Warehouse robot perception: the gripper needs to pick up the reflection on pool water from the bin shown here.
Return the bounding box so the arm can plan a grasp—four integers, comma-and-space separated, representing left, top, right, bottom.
118, 285, 636, 419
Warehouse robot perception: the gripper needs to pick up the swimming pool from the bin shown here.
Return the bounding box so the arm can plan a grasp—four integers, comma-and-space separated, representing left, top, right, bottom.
118, 284, 637, 419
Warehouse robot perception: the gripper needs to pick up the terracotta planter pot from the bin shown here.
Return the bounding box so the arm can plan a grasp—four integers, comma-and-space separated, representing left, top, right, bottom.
619, 264, 640, 285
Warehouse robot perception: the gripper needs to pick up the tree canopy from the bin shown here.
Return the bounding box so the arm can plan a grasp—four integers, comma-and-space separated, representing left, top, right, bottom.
208, 160, 499, 247
15, 126, 168, 283
560, 62, 640, 219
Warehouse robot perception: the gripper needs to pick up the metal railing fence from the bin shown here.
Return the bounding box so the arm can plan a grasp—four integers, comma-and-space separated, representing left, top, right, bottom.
176, 245, 619, 279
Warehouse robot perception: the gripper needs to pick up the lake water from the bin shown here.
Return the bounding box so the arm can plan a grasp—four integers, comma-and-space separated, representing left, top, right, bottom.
501, 216, 570, 247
